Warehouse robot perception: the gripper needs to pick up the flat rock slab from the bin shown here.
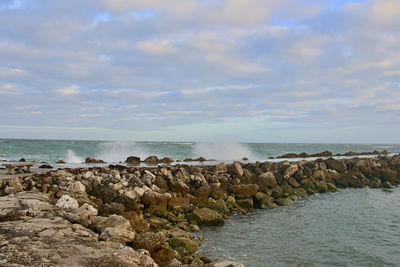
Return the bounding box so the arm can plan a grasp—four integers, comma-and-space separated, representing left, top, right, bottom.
0, 192, 147, 267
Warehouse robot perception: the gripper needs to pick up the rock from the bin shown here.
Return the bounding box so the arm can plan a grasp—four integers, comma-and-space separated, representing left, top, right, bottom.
207, 260, 246, 267
100, 227, 135, 245
78, 203, 98, 216
168, 196, 190, 212
169, 237, 199, 254
56, 195, 79, 210
98, 214, 131, 232
68, 181, 86, 194
311, 151, 333, 157
4, 177, 23, 195
215, 162, 228, 173
144, 156, 159, 165
382, 181, 393, 188
235, 198, 253, 209
258, 172, 277, 188
229, 184, 259, 198
19, 158, 26, 162
39, 164, 53, 169
159, 157, 174, 164
231, 161, 243, 176
271, 186, 283, 198
278, 153, 298, 158
133, 231, 167, 253
56, 160, 66, 164
142, 190, 168, 217
169, 178, 190, 196
85, 157, 106, 164
274, 198, 293, 206
186, 208, 225, 226
125, 156, 141, 164
253, 192, 277, 209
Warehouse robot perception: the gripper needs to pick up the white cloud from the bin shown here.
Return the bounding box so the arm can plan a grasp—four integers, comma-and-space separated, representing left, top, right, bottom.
56, 88, 79, 96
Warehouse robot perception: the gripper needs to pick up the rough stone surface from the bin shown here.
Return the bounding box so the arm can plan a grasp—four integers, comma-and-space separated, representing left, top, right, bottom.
56, 195, 79, 210
186, 208, 225, 226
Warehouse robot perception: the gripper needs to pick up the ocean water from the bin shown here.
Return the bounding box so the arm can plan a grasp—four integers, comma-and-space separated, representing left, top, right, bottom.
0, 139, 399, 165
199, 188, 400, 267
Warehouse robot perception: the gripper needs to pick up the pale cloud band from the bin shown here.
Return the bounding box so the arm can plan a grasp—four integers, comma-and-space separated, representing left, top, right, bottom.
0, 0, 399, 142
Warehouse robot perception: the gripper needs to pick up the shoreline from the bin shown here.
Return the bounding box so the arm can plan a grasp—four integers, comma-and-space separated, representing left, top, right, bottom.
1, 155, 400, 266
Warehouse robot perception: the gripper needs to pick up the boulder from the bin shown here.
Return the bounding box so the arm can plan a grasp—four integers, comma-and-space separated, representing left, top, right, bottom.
4, 177, 23, 195
186, 208, 224, 226
144, 156, 159, 165
235, 198, 253, 209
382, 181, 393, 188
133, 231, 167, 253
68, 181, 86, 194
231, 161, 243, 176
274, 198, 293, 206
56, 195, 79, 210
253, 192, 277, 209
85, 157, 106, 164
168, 196, 190, 212
99, 227, 135, 245
56, 160, 66, 164
142, 190, 168, 217
98, 214, 131, 232
159, 157, 174, 164
215, 162, 227, 173
169, 237, 199, 254
258, 172, 277, 188
229, 184, 259, 198
125, 156, 141, 164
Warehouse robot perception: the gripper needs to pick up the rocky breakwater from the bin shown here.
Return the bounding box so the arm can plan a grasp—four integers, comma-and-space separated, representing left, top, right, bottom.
1, 154, 400, 266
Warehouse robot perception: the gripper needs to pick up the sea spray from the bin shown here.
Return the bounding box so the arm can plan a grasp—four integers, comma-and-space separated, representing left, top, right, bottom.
65, 149, 83, 163
95, 141, 151, 163
193, 142, 256, 161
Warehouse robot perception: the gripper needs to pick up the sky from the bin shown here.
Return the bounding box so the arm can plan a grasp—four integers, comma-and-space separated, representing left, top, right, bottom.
0, 0, 399, 143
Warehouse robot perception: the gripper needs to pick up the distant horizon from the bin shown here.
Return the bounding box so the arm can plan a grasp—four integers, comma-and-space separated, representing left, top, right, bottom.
1, 137, 399, 145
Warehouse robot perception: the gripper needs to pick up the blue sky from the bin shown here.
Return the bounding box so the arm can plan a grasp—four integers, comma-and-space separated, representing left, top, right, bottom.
0, 0, 399, 143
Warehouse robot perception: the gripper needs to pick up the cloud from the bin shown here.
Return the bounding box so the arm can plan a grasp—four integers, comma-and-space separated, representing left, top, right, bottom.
56, 88, 79, 96
0, 0, 399, 142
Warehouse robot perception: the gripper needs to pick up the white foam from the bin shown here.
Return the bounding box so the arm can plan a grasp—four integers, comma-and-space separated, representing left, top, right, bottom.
194, 142, 255, 161
65, 149, 83, 163
95, 141, 150, 163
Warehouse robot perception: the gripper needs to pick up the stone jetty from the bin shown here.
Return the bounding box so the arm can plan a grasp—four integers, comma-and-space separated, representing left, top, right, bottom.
1, 154, 400, 266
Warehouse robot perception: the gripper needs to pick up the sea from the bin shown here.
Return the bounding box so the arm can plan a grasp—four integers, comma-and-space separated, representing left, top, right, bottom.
1, 139, 399, 266
0, 139, 399, 166
198, 187, 400, 267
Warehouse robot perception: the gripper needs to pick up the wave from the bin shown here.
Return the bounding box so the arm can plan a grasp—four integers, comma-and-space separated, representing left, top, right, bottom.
193, 142, 255, 161
65, 149, 83, 163
95, 141, 151, 163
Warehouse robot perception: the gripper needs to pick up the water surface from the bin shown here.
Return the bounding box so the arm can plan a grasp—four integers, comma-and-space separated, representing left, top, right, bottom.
199, 188, 400, 267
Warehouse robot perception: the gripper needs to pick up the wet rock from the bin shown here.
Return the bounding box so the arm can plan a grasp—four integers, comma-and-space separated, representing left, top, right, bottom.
56, 160, 66, 164
382, 181, 393, 188
274, 198, 293, 206
258, 172, 277, 189
125, 156, 141, 164
56, 195, 79, 210
186, 208, 224, 226
169, 237, 199, 254
310, 151, 333, 157
235, 198, 253, 209
144, 156, 159, 165
206, 260, 245, 267
159, 157, 174, 164
253, 192, 277, 209
19, 158, 26, 162
39, 164, 53, 169
229, 184, 259, 198
85, 157, 106, 164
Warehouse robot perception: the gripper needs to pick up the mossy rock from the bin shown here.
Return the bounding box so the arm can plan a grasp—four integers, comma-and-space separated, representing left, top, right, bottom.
186, 208, 225, 226
274, 198, 293, 206
169, 237, 199, 254
235, 198, 253, 209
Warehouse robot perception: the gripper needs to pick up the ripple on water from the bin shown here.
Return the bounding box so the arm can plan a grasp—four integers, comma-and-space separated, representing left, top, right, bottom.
198, 188, 400, 267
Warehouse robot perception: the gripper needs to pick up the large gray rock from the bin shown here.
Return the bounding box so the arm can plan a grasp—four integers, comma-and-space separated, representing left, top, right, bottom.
186, 208, 224, 226
99, 227, 135, 245
258, 172, 277, 188
56, 195, 79, 210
